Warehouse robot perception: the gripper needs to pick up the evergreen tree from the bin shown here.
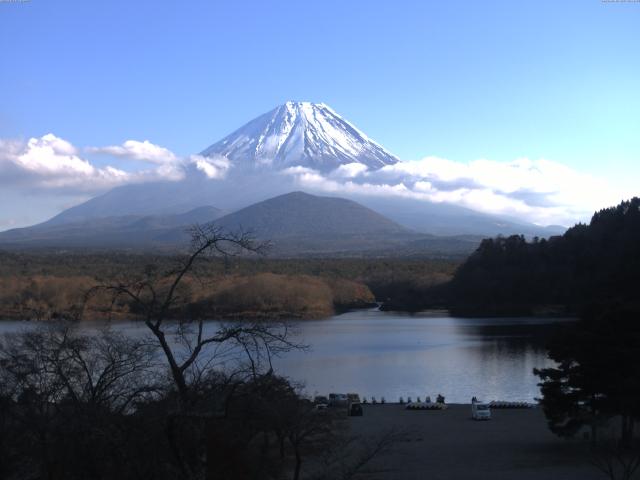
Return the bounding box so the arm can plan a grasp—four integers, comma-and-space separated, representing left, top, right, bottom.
448, 197, 640, 315
535, 306, 640, 445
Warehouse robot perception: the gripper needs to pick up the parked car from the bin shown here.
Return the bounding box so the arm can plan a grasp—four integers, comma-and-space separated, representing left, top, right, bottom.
328, 393, 348, 407
471, 399, 491, 420
314, 395, 329, 405
347, 393, 360, 403
349, 402, 363, 416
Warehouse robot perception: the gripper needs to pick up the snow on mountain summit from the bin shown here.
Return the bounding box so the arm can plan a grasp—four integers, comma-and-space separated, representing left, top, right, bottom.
200, 101, 400, 172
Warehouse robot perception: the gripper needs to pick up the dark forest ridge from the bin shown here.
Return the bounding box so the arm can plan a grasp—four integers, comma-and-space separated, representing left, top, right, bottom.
440, 197, 640, 316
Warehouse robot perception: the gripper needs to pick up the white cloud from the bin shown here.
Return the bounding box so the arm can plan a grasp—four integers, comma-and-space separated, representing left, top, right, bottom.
283, 157, 632, 226
87, 139, 178, 164
0, 134, 229, 194
191, 154, 230, 179
330, 162, 368, 179
0, 134, 131, 191
86, 139, 231, 180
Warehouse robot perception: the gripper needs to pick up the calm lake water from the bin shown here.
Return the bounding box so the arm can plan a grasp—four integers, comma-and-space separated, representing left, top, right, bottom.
0, 308, 572, 403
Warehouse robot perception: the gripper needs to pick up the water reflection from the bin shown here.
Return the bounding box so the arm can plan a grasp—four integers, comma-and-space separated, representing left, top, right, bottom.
270, 310, 573, 403
0, 310, 573, 403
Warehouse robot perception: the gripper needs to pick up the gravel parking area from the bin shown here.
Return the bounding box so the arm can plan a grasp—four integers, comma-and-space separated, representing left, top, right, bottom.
348, 404, 601, 480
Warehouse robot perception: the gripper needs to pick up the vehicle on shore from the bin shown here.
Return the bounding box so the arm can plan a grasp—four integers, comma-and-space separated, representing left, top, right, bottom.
471, 399, 491, 420
346, 393, 363, 416
329, 393, 348, 407
314, 395, 329, 405
349, 402, 363, 416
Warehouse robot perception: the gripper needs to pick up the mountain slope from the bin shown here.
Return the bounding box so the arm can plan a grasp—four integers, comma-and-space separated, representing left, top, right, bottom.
126, 206, 224, 230
216, 191, 408, 238
0, 206, 224, 247
156, 192, 480, 256
356, 196, 566, 237
0, 192, 481, 257
201, 101, 399, 172
42, 171, 283, 225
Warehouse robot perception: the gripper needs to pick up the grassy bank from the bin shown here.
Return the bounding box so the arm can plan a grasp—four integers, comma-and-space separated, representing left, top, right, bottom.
0, 272, 375, 321
0, 252, 458, 321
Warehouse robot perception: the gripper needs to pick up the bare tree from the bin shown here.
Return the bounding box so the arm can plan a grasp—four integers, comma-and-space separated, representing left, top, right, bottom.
86, 224, 301, 408
286, 401, 336, 480
0, 324, 161, 480
591, 436, 640, 480
0, 324, 159, 409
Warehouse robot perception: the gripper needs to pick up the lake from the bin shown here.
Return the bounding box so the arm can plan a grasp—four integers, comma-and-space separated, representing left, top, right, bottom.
0, 308, 571, 403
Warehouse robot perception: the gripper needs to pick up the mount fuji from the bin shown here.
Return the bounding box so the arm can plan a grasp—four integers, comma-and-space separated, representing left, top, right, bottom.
0, 101, 564, 253
201, 101, 399, 172
34, 101, 400, 225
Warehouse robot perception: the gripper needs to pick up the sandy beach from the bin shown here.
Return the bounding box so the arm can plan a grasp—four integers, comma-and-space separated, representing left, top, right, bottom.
348, 404, 601, 480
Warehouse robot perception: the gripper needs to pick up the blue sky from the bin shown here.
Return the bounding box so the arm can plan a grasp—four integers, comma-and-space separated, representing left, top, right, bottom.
0, 0, 639, 229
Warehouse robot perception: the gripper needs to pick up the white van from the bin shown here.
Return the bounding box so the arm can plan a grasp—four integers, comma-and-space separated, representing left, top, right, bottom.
471, 400, 491, 420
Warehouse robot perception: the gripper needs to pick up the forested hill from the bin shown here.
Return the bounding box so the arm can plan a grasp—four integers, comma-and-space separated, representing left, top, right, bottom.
446, 197, 640, 316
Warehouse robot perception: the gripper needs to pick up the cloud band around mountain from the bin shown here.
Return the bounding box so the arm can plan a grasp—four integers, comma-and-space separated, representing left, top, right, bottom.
0, 133, 627, 226
87, 140, 178, 164
282, 157, 626, 226
0, 134, 229, 193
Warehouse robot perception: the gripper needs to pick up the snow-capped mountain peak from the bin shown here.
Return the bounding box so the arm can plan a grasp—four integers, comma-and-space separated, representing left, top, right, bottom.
200, 101, 399, 172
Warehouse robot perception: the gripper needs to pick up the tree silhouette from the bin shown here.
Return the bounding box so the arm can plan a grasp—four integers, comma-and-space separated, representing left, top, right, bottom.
87, 223, 300, 407
448, 197, 640, 315
535, 306, 640, 446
